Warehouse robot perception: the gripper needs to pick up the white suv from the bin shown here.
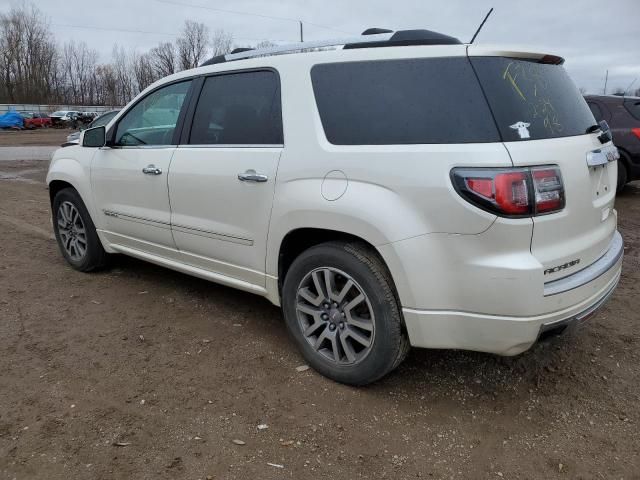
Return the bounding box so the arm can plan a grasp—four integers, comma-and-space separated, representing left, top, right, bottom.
47, 29, 623, 385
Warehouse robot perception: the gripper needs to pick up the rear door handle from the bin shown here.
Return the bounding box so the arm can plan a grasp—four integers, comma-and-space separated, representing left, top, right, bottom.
142, 164, 162, 175
238, 169, 268, 182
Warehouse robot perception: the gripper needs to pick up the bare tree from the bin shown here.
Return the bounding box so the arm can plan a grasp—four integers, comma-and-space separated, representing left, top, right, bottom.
0, 3, 58, 103
210, 29, 234, 57
177, 20, 209, 69
132, 51, 159, 93
255, 40, 276, 49
0, 3, 280, 107
60, 41, 98, 104
149, 41, 177, 78
111, 45, 135, 105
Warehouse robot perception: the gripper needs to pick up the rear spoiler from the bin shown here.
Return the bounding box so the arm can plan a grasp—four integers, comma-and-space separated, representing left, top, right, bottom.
466, 45, 565, 65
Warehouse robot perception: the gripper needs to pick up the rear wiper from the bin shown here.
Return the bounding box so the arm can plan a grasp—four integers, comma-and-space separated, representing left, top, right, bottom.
585, 124, 601, 134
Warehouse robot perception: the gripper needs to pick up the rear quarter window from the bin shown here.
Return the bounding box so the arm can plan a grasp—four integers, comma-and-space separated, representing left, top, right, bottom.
624, 99, 640, 121
471, 57, 595, 141
311, 57, 500, 145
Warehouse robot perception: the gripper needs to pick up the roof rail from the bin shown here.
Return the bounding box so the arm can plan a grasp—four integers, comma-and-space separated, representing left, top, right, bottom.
200, 29, 462, 67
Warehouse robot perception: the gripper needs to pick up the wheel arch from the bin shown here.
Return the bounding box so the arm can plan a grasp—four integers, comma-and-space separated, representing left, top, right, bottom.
47, 155, 100, 224
48, 179, 76, 205
274, 227, 411, 308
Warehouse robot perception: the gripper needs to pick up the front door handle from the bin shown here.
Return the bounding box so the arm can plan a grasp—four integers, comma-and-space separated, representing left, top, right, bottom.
238, 169, 268, 183
142, 164, 162, 175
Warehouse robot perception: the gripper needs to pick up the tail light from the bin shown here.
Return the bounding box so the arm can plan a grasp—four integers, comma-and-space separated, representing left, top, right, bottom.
632, 128, 640, 140
451, 166, 565, 217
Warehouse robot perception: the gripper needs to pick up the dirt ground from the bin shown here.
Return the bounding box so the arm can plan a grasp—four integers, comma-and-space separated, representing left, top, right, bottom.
0, 146, 639, 479
0, 128, 73, 147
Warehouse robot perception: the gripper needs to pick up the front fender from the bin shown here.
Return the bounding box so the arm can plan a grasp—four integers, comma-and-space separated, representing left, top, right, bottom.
46, 149, 100, 228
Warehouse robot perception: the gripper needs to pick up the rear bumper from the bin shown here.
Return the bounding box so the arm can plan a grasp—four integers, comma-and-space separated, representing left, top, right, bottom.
401, 232, 623, 355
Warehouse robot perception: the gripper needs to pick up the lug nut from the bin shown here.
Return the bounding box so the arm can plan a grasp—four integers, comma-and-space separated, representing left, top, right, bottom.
339, 322, 345, 329
341, 311, 346, 318
321, 313, 328, 320
324, 303, 330, 309
329, 323, 336, 331
332, 302, 338, 308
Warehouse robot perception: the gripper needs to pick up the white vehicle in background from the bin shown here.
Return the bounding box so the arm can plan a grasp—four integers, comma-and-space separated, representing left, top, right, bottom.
49, 110, 80, 127
46, 28, 623, 385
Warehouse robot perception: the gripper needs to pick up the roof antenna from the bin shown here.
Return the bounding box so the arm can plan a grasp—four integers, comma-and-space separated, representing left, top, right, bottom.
469, 7, 494, 44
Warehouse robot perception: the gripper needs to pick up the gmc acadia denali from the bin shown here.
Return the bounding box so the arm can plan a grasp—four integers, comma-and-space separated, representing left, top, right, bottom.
47, 29, 623, 385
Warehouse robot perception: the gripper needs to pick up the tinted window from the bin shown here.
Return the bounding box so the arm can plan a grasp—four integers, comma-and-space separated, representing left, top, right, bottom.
624, 99, 640, 121
189, 71, 282, 145
115, 80, 191, 146
471, 57, 595, 141
587, 102, 604, 121
311, 58, 499, 145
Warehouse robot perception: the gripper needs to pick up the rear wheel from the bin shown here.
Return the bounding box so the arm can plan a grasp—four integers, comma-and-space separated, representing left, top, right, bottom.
52, 188, 107, 272
617, 153, 629, 192
282, 241, 409, 385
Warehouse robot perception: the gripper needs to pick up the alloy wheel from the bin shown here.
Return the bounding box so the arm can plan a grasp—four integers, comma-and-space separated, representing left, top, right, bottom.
57, 201, 87, 261
295, 267, 375, 365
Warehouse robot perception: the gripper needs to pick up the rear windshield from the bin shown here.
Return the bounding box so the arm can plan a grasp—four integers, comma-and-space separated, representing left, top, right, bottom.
624, 98, 640, 121
311, 58, 500, 145
470, 57, 595, 142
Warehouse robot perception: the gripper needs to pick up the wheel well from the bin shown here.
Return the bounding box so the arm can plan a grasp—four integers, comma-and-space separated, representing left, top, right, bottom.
48, 180, 75, 205
278, 228, 382, 288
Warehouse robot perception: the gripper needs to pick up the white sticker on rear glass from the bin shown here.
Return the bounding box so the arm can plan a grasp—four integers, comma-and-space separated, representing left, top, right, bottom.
510, 121, 531, 139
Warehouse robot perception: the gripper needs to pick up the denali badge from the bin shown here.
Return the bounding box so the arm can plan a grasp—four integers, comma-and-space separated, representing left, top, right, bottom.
544, 259, 580, 275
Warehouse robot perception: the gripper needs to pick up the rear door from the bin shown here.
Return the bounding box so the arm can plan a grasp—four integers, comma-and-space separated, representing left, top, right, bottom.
168, 70, 283, 286
470, 54, 617, 280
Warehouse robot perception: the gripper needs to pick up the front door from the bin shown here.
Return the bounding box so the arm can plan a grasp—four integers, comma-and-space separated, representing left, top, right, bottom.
91, 80, 193, 255
168, 70, 283, 286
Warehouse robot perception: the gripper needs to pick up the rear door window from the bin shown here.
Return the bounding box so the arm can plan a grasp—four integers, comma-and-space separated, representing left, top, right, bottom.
471, 57, 596, 141
311, 58, 500, 145
189, 70, 283, 145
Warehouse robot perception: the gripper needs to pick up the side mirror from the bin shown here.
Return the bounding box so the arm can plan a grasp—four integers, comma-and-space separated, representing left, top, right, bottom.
82, 126, 106, 148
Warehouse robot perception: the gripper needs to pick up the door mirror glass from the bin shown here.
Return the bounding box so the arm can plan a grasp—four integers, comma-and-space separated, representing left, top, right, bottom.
83, 126, 106, 148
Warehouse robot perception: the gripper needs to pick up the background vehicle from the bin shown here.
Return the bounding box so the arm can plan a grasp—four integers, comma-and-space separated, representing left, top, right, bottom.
585, 95, 640, 190
63, 110, 120, 146
50, 110, 80, 128
47, 29, 623, 385
78, 111, 98, 125
20, 111, 51, 129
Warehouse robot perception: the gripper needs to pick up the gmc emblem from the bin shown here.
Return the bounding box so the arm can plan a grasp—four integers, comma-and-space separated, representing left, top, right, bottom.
544, 259, 580, 275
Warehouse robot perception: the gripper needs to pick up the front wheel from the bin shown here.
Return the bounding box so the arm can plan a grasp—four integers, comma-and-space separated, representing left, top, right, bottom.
52, 188, 108, 272
282, 242, 409, 385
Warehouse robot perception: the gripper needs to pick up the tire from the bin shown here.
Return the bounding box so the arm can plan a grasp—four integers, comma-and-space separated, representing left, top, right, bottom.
617, 154, 628, 193
282, 241, 410, 386
52, 188, 108, 272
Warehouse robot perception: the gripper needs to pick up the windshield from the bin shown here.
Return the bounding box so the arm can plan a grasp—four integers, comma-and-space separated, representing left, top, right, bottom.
470, 57, 596, 141
51, 111, 67, 116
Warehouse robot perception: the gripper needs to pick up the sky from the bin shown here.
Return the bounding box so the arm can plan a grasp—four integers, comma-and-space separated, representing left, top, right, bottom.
2, 0, 639, 94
